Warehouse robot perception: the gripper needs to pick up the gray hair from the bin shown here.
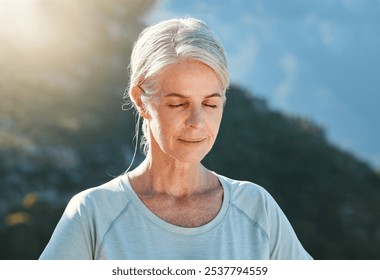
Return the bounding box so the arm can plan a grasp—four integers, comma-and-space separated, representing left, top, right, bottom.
124, 17, 229, 156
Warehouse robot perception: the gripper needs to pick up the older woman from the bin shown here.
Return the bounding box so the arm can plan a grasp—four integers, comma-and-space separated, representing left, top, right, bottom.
40, 18, 312, 260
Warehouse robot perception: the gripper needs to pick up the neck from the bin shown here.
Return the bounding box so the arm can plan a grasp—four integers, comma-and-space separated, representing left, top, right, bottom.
128, 156, 213, 198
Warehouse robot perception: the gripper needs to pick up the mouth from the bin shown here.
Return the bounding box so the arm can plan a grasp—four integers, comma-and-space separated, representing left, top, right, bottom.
178, 138, 206, 144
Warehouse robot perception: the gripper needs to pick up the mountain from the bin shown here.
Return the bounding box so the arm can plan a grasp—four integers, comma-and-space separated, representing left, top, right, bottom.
1, 83, 380, 259
204, 85, 380, 259
148, 0, 380, 171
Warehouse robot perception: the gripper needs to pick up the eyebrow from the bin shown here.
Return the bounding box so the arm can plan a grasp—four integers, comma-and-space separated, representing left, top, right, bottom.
164, 93, 222, 99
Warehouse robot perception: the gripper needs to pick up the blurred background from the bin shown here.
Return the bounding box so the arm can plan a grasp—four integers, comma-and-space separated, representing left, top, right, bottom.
0, 0, 379, 259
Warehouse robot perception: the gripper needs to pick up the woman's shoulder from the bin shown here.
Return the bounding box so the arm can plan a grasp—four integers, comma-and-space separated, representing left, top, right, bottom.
66, 176, 130, 216
216, 173, 279, 218
217, 173, 271, 200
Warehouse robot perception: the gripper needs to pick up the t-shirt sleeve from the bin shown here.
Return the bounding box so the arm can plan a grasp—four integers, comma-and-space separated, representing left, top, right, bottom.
39, 193, 95, 260
264, 192, 313, 260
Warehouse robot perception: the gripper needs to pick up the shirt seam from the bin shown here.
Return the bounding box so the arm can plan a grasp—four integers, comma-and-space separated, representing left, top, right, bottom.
95, 200, 132, 259
231, 203, 269, 241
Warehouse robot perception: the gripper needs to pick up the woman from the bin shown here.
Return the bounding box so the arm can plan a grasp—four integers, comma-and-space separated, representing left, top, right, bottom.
40, 18, 312, 260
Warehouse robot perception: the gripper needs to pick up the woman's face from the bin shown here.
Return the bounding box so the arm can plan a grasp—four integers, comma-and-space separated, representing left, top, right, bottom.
146, 60, 224, 164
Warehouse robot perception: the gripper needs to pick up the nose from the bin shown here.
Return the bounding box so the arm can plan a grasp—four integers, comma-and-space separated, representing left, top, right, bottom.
186, 105, 204, 128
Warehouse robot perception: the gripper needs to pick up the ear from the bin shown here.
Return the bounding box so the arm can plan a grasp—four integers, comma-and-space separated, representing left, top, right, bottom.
130, 86, 150, 119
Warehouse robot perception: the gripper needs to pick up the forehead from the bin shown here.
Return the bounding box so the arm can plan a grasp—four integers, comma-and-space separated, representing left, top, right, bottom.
158, 60, 223, 96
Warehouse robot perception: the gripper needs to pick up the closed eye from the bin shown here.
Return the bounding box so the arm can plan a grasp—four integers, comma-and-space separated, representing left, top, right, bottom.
203, 103, 218, 109
168, 103, 218, 109
168, 104, 186, 108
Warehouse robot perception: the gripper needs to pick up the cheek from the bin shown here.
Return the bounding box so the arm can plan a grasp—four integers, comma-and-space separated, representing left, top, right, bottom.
149, 112, 177, 141
209, 112, 223, 134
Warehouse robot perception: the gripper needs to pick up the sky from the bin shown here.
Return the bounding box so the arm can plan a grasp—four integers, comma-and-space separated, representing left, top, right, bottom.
145, 0, 380, 170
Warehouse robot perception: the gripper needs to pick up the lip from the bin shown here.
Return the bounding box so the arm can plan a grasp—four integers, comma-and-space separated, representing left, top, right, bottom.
178, 138, 206, 144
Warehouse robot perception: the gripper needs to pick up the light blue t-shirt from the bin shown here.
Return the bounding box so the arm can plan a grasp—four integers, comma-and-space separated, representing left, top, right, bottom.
39, 173, 312, 260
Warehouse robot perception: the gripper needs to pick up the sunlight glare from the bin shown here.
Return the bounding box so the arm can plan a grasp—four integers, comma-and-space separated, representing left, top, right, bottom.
0, 0, 55, 48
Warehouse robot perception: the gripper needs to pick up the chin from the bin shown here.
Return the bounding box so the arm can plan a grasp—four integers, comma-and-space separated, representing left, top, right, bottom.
168, 148, 210, 164
153, 139, 213, 164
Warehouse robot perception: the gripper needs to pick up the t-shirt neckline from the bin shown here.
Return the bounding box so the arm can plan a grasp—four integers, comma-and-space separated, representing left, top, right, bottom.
119, 172, 230, 235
